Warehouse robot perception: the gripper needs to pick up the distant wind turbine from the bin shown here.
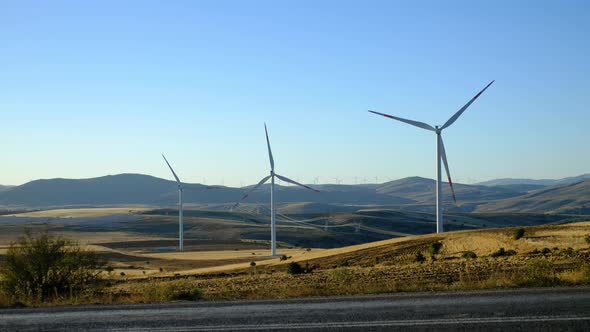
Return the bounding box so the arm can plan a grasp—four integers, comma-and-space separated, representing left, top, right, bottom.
234, 124, 319, 256
161, 154, 185, 252
369, 80, 494, 233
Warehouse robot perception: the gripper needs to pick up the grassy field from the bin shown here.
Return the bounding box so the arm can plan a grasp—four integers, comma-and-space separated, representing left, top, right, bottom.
102, 221, 589, 303
9, 207, 151, 218
1, 207, 589, 306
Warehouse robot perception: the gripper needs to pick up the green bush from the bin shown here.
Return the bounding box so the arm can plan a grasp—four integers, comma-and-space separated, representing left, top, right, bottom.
280, 254, 289, 261
287, 262, 303, 275
429, 241, 443, 257
462, 251, 477, 259
491, 248, 517, 257
561, 247, 577, 257
513, 227, 525, 240
0, 231, 106, 303
584, 235, 590, 245
541, 248, 551, 255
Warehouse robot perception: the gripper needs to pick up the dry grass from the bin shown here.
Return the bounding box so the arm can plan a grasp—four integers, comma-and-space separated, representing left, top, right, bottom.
9, 207, 151, 218
2, 221, 589, 307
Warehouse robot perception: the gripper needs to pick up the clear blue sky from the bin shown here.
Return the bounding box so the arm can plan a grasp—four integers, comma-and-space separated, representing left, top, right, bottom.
1, 0, 588, 186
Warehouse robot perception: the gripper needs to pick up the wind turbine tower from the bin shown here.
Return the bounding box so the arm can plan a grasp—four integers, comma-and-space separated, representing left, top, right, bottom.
235, 124, 320, 256
162, 154, 185, 252
369, 81, 494, 233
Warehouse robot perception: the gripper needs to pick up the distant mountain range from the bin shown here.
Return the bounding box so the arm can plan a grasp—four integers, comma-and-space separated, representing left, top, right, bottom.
476, 173, 590, 187
475, 180, 590, 214
0, 185, 14, 192
1, 173, 589, 215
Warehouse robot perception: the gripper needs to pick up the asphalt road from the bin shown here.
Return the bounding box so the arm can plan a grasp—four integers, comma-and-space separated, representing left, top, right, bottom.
2, 287, 590, 331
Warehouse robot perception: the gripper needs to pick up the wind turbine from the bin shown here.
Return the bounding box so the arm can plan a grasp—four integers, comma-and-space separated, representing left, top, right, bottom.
369, 80, 494, 233
234, 124, 319, 256
162, 154, 185, 252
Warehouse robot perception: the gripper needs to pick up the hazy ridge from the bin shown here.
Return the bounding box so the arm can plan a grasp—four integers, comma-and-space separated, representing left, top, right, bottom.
1, 173, 589, 214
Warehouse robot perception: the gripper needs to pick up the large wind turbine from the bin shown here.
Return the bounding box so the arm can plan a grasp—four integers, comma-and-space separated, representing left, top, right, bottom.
235, 124, 319, 256
162, 154, 185, 252
369, 80, 494, 233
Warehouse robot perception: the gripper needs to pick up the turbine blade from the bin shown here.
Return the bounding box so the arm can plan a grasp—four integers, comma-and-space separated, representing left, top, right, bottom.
275, 174, 320, 192
264, 123, 275, 171
162, 154, 181, 184
233, 175, 272, 208
438, 135, 457, 204
368, 110, 435, 131
441, 80, 495, 130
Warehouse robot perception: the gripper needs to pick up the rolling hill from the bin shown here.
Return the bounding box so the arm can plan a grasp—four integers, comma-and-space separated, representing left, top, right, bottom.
0, 173, 589, 215
0, 185, 13, 192
0, 174, 514, 209
475, 179, 590, 214
476, 173, 590, 187
376, 176, 522, 207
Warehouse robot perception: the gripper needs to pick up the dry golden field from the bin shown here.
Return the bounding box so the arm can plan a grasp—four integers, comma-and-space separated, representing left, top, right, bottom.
1, 207, 589, 306
96, 221, 590, 304
8, 207, 151, 218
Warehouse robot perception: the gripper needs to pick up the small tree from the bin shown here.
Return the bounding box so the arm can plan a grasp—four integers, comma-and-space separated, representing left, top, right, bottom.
287, 262, 303, 275
0, 231, 105, 303
513, 228, 525, 240
415, 252, 426, 263
429, 241, 443, 258
462, 251, 477, 259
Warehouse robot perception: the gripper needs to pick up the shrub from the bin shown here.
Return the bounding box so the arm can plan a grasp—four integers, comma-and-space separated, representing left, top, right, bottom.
513, 227, 525, 240
250, 261, 256, 267
561, 247, 578, 257
280, 255, 289, 261
529, 249, 541, 255
336, 259, 350, 267
0, 231, 105, 303
584, 235, 590, 245
415, 252, 426, 263
429, 241, 443, 257
541, 248, 551, 255
120, 272, 126, 276
491, 248, 517, 257
287, 262, 303, 275
491, 248, 506, 257
462, 251, 477, 259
